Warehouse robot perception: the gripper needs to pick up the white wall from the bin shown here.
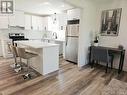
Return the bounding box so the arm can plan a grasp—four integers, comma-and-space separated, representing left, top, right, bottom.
78, 4, 98, 67
95, 0, 127, 71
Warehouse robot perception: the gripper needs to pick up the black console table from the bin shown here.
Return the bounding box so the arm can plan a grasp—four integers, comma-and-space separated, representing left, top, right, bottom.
89, 46, 125, 74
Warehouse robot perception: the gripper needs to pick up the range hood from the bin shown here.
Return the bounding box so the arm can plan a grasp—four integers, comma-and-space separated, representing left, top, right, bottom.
8, 25, 25, 30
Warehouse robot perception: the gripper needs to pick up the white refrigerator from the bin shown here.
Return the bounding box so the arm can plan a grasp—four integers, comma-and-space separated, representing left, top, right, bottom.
65, 20, 79, 63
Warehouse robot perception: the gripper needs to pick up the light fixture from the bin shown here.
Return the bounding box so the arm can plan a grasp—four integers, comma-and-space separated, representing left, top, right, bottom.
61, 4, 65, 7
43, 2, 50, 5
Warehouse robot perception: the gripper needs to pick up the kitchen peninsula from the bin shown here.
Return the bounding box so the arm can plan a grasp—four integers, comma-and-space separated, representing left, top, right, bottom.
15, 40, 59, 75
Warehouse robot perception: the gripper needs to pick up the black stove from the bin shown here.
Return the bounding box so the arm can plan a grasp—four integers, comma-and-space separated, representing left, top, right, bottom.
9, 33, 29, 45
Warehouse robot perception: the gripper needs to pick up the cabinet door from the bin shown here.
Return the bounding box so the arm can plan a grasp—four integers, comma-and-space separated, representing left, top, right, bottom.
25, 15, 44, 30
25, 14, 32, 30
15, 11, 25, 27
9, 11, 25, 27
32, 16, 38, 30
0, 42, 3, 56
67, 8, 81, 20
43, 17, 49, 31
58, 13, 67, 31
0, 16, 8, 29
55, 41, 63, 55
8, 15, 16, 26
38, 17, 43, 31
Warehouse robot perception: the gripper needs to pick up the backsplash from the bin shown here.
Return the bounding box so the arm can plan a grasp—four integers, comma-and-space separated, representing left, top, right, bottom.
0, 28, 52, 40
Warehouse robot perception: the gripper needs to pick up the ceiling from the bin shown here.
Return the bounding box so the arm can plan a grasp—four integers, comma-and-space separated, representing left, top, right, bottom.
15, 0, 74, 15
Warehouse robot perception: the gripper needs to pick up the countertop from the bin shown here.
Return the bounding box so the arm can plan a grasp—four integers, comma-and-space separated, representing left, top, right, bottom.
15, 40, 59, 49
42, 38, 65, 42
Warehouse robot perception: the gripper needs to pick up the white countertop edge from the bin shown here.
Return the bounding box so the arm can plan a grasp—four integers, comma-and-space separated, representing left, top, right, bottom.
42, 38, 65, 42
14, 41, 59, 49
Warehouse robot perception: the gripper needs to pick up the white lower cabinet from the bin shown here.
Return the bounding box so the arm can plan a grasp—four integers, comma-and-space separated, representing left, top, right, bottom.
54, 41, 63, 55
18, 43, 59, 75
0, 41, 3, 56
1, 40, 13, 58
48, 40, 64, 55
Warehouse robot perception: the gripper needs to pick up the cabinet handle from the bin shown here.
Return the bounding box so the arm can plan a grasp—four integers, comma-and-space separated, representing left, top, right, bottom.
31, 26, 33, 30
66, 26, 68, 46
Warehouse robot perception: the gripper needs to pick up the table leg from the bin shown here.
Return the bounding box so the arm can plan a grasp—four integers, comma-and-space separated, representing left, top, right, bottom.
118, 50, 125, 74
89, 47, 92, 65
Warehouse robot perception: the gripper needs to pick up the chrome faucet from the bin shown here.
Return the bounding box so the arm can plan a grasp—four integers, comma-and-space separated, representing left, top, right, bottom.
52, 32, 57, 39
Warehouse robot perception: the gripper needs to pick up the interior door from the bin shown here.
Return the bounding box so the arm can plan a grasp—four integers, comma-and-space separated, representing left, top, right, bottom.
65, 37, 78, 63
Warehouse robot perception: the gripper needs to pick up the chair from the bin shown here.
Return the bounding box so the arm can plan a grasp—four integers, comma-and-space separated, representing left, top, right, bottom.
7, 43, 12, 53
16, 47, 38, 79
91, 47, 114, 73
10, 45, 22, 72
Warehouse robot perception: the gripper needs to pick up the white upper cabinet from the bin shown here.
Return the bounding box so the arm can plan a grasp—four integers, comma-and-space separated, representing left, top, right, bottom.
15, 11, 25, 27
31, 15, 43, 31
8, 15, 15, 26
58, 13, 67, 30
36, 16, 43, 31
38, 17, 43, 31
25, 14, 44, 31
0, 16, 8, 29
8, 11, 25, 27
31, 15, 38, 30
43, 17, 49, 31
0, 12, 46, 31
25, 14, 32, 30
67, 8, 81, 20
0, 11, 25, 29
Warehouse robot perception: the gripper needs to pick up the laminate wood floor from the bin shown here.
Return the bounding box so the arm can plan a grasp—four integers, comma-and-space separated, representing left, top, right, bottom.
0, 57, 127, 95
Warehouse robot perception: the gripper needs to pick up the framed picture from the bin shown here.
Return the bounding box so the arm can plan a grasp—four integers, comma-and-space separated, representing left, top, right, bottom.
100, 8, 122, 36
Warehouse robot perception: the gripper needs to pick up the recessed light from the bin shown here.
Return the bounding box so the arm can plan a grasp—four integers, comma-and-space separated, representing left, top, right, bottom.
43, 2, 50, 5
61, 4, 65, 7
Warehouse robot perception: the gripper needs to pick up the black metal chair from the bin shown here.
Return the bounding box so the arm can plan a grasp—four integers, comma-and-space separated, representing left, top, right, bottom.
91, 47, 114, 73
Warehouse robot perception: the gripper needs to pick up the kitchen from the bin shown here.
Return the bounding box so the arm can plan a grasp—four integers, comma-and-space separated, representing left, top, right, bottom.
0, 0, 81, 78
1, 0, 127, 94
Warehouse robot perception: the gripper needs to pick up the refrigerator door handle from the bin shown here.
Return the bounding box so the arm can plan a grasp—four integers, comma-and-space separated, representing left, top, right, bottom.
66, 26, 68, 46
66, 37, 68, 46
